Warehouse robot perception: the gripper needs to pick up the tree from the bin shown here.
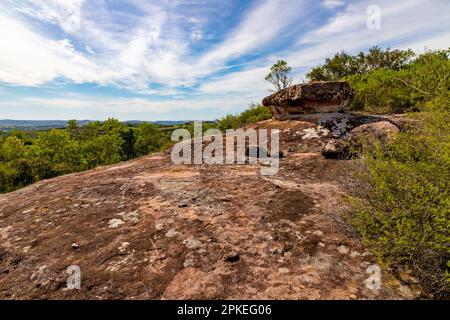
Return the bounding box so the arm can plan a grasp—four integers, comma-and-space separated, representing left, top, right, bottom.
134, 123, 165, 156
306, 47, 415, 81
265, 60, 293, 91
67, 119, 79, 138
0, 136, 28, 161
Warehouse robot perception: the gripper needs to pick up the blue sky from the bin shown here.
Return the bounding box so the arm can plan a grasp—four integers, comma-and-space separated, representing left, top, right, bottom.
0, 0, 449, 121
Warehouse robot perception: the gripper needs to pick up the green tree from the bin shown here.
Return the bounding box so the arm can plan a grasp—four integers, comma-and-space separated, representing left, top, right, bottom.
134, 123, 166, 156
265, 60, 293, 91
307, 46, 415, 81
0, 136, 28, 161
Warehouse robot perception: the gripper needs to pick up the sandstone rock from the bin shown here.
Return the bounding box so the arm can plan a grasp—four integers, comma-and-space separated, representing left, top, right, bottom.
337, 245, 350, 254
108, 218, 124, 229
349, 121, 399, 143
262, 81, 353, 120
223, 252, 240, 263
278, 267, 290, 274
321, 139, 350, 159
183, 238, 202, 250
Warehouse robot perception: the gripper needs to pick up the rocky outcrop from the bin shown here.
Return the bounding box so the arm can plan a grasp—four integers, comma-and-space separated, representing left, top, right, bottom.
262, 81, 353, 120
0, 118, 419, 300
321, 119, 400, 159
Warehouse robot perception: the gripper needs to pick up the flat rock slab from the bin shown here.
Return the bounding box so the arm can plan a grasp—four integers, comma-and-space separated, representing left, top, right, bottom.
0, 120, 419, 300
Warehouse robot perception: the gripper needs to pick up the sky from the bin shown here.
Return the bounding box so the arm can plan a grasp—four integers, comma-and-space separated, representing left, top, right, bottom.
0, 0, 449, 121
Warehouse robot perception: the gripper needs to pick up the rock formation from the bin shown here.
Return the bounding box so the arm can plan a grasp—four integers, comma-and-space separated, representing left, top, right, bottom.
348, 121, 400, 143
262, 81, 353, 120
0, 117, 419, 300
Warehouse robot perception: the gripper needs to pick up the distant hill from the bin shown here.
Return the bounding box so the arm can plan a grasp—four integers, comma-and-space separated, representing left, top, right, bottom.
0, 119, 190, 131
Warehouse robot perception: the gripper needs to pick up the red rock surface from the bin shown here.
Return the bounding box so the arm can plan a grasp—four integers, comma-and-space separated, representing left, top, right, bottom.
0, 119, 420, 299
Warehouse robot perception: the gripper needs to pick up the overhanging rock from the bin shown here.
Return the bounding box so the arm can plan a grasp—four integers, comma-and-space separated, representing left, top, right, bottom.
262, 81, 353, 120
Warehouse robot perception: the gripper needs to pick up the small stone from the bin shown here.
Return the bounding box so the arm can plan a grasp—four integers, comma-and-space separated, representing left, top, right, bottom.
183, 238, 202, 250
118, 242, 130, 253
108, 218, 124, 229
223, 252, 240, 263
350, 251, 361, 258
178, 203, 189, 208
118, 211, 139, 224
183, 259, 195, 268
165, 229, 180, 238
71, 243, 79, 249
23, 246, 31, 253
337, 245, 350, 254
278, 267, 290, 274
312, 230, 324, 236
155, 223, 164, 231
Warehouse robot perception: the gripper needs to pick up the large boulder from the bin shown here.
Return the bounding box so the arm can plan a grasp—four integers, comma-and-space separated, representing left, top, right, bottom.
262, 81, 353, 120
348, 121, 399, 143
321, 121, 400, 159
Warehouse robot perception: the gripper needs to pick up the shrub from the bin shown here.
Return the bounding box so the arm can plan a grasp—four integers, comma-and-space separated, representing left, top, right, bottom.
346, 93, 450, 297
216, 104, 271, 130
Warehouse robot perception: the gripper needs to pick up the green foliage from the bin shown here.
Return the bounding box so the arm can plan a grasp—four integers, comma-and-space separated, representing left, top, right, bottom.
265, 60, 293, 91
308, 46, 450, 295
134, 123, 167, 156
308, 47, 450, 114
346, 49, 450, 113
0, 119, 172, 193
0, 136, 28, 161
216, 104, 272, 130
347, 91, 450, 296
0, 102, 271, 193
307, 46, 415, 81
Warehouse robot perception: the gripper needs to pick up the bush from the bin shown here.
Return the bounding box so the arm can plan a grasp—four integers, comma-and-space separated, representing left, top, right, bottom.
307, 46, 415, 81
216, 104, 271, 130
309, 47, 450, 114
134, 123, 167, 156
346, 94, 450, 297
348, 50, 449, 113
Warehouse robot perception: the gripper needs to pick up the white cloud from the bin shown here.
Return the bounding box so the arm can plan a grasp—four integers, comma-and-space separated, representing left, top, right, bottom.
323, 0, 346, 9
15, 0, 85, 33
0, 13, 109, 86
199, 0, 310, 67
0, 0, 449, 121
1, 95, 254, 120
199, 66, 269, 97
194, 0, 450, 98
288, 0, 450, 71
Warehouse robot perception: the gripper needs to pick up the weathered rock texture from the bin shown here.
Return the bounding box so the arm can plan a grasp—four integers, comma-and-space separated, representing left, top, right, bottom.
262, 81, 353, 120
0, 118, 420, 300
349, 121, 400, 143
